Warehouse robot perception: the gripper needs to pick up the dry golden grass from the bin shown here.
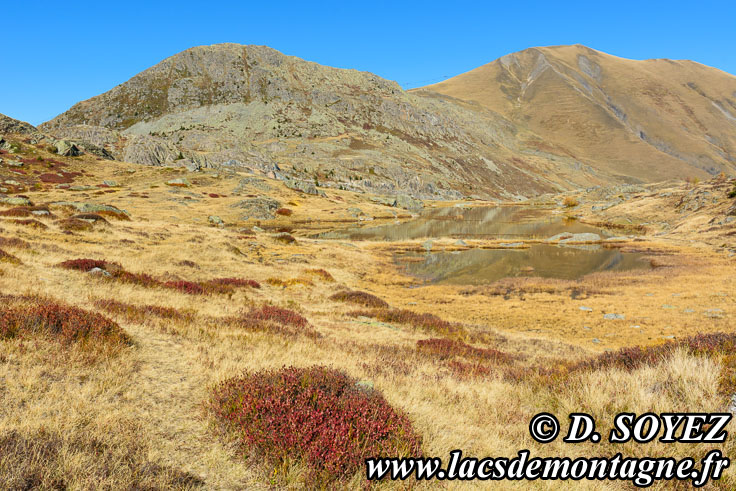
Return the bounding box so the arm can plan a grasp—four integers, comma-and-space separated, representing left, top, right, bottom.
0, 137, 735, 487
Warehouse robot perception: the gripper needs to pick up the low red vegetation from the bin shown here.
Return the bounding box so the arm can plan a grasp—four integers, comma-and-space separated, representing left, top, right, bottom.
10, 219, 47, 229
0, 207, 31, 217
163, 280, 205, 295
0, 298, 130, 347
110, 270, 161, 288
229, 304, 316, 338
246, 305, 308, 328
206, 277, 261, 289
275, 207, 293, 216
57, 258, 116, 272
57, 218, 94, 232
330, 290, 388, 308
210, 366, 422, 483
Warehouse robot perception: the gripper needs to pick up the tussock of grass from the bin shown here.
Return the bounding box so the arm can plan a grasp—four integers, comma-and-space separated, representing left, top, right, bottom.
57, 218, 94, 232
0, 248, 21, 264
94, 298, 195, 324
304, 268, 335, 282
228, 304, 317, 338
417, 338, 512, 363
0, 429, 204, 489
0, 236, 30, 249
330, 290, 388, 308
209, 366, 422, 484
349, 308, 462, 336
9, 219, 47, 230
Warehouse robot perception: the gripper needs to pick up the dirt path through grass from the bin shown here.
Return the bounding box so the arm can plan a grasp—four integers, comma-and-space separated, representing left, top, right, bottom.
124, 323, 253, 488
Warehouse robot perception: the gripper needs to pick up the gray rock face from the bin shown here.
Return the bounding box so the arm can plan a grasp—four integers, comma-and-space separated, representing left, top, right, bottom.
123, 135, 179, 166
54, 140, 82, 157
0, 197, 32, 206
232, 197, 281, 220
283, 178, 326, 197
51, 201, 129, 217
0, 113, 37, 134
395, 194, 423, 211
233, 177, 272, 193
603, 313, 625, 320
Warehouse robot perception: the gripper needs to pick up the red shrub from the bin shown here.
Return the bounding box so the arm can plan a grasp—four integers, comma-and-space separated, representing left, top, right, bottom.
57, 258, 115, 272
0, 300, 130, 347
207, 277, 261, 289
10, 219, 47, 229
246, 305, 308, 328
57, 218, 93, 232
573, 332, 736, 372
210, 366, 422, 483
163, 280, 205, 295
330, 290, 388, 308
110, 270, 161, 288
0, 207, 31, 217
275, 208, 293, 216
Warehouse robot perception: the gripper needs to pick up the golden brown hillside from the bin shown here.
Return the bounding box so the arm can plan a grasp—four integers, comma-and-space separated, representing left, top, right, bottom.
418, 44, 736, 183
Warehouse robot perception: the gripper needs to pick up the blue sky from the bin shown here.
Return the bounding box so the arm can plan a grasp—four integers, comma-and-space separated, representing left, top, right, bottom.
3, 1, 735, 126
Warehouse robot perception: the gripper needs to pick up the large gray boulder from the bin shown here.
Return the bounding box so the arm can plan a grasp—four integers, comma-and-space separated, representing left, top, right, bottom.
284, 178, 326, 197
232, 197, 281, 220
54, 140, 82, 156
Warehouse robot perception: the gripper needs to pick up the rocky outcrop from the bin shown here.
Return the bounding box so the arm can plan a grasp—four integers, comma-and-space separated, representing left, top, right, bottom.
0, 113, 37, 135
232, 197, 281, 220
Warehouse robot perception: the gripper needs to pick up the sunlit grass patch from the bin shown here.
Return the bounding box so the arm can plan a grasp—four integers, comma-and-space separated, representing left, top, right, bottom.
348, 308, 463, 337
94, 298, 195, 324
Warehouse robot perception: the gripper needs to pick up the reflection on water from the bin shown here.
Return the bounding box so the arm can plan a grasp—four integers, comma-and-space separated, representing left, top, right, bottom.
315, 206, 650, 284
316, 206, 606, 241
396, 244, 650, 285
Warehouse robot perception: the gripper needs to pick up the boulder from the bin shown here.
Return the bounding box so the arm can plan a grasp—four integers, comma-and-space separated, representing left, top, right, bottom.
0, 196, 32, 206
284, 178, 326, 197
395, 194, 423, 211
54, 140, 82, 157
232, 197, 281, 220
208, 215, 224, 227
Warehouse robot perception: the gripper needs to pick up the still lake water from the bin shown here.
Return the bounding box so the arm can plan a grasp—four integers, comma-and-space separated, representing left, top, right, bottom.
317, 206, 650, 284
